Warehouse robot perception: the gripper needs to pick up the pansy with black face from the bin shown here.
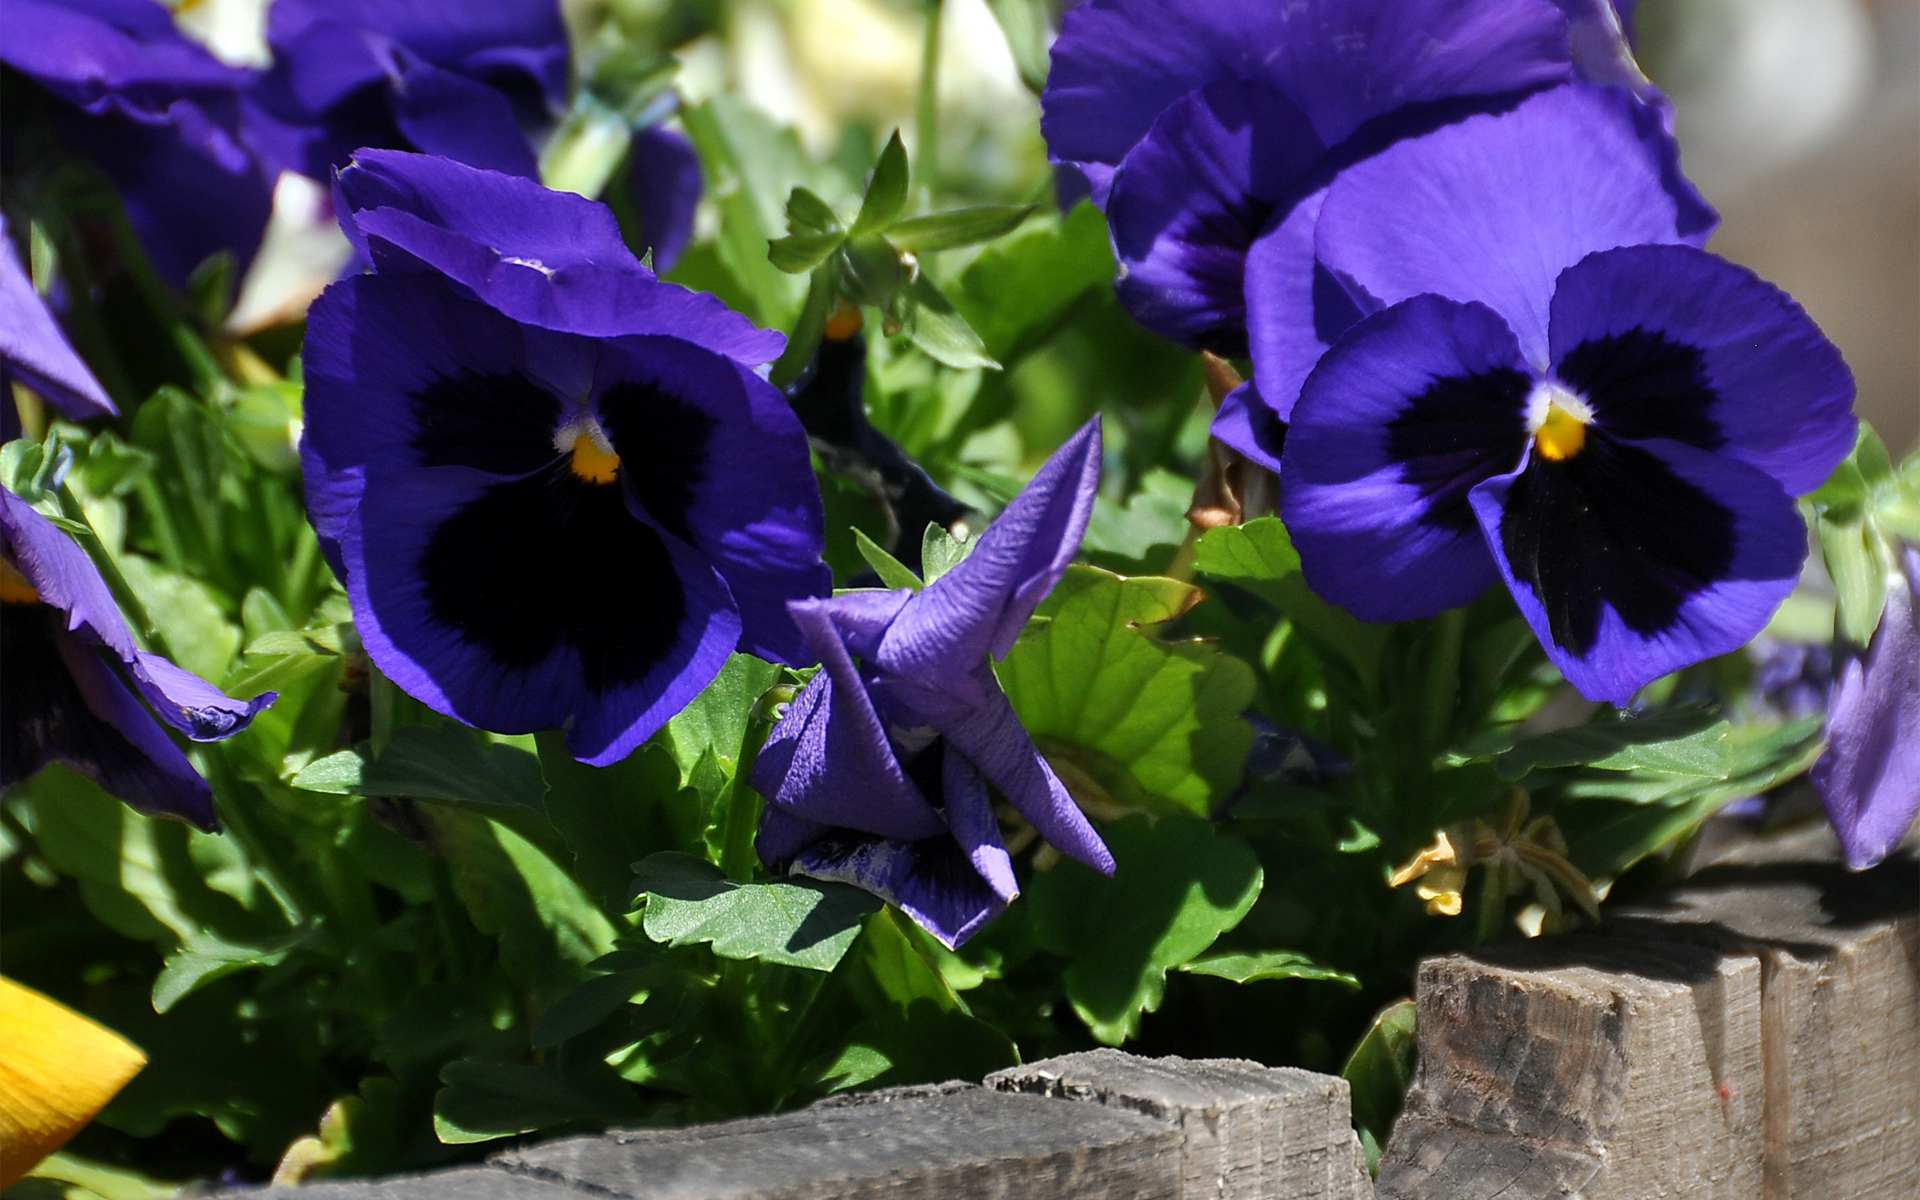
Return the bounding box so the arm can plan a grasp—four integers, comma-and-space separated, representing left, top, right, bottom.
302, 268, 829, 766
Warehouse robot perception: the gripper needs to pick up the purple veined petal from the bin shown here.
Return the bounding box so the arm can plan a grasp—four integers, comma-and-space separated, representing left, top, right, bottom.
1107, 81, 1326, 355
1547, 245, 1857, 498
1471, 436, 1807, 707
126, 651, 274, 741
786, 827, 1012, 950
1813, 548, 1920, 869
941, 745, 1020, 909
46, 624, 219, 828
595, 338, 829, 666
629, 125, 702, 274
0, 216, 115, 421
338, 460, 741, 766
385, 54, 541, 179
1, 0, 254, 120
1315, 83, 1715, 370
1244, 188, 1386, 421
334, 151, 784, 363
1042, 0, 1571, 193
1209, 381, 1287, 475
938, 685, 1113, 875
1282, 296, 1528, 623
879, 418, 1102, 676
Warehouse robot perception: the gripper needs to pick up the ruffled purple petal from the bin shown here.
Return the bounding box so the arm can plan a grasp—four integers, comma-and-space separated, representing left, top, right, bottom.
1, 0, 253, 120
1042, 0, 1571, 194
1282, 296, 1526, 622
937, 686, 1113, 875
629, 125, 702, 274
1108, 81, 1325, 353
1813, 550, 1920, 870
1244, 188, 1383, 421
385, 53, 541, 179
786, 826, 1012, 949
879, 419, 1102, 674
750, 597, 945, 841
1, 217, 115, 421
1210, 382, 1287, 475
1471, 437, 1806, 706
1314, 84, 1714, 369
1547, 245, 1856, 497
334, 151, 783, 363
595, 339, 829, 666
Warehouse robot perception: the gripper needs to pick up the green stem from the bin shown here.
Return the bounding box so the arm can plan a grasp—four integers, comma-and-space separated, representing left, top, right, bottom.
1472, 861, 1507, 945
370, 667, 397, 756
914, 0, 944, 205
1421, 608, 1466, 760
720, 717, 774, 881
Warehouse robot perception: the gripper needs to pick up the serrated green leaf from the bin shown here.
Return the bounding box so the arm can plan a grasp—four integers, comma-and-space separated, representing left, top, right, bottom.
291, 723, 547, 811
1177, 950, 1359, 988
1028, 815, 1263, 1044
854, 528, 923, 590
661, 652, 783, 794
852, 131, 910, 234
1000, 565, 1254, 816
153, 927, 308, 1013
833, 908, 1018, 1085
633, 852, 880, 971
530, 967, 657, 1048
887, 204, 1036, 253
1490, 706, 1726, 780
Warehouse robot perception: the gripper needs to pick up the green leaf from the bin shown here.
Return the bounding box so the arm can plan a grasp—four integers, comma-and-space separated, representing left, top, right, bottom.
1818, 510, 1891, 646
952, 202, 1113, 366
895, 271, 998, 370
662, 654, 784, 789
887, 204, 1036, 253
1000, 565, 1255, 817
1489, 706, 1727, 781
983, 0, 1053, 92
769, 265, 837, 389
833, 908, 1018, 1085
1176, 950, 1359, 988
920, 523, 975, 583
531, 967, 658, 1048
538, 734, 695, 911
854, 528, 924, 590
852, 130, 910, 235
678, 96, 812, 325
290, 723, 547, 812
1343, 999, 1417, 1173
433, 1057, 642, 1144
1028, 815, 1263, 1044
769, 230, 846, 274
633, 852, 881, 971
152, 927, 308, 1013
785, 186, 844, 235
118, 556, 240, 682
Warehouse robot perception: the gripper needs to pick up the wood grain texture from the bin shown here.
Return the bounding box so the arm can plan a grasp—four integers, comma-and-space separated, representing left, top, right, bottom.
987, 1048, 1373, 1200
492, 1081, 1182, 1199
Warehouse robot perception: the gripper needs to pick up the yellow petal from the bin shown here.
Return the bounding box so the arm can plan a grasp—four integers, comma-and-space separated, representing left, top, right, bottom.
1389, 830, 1459, 888
0, 976, 146, 1189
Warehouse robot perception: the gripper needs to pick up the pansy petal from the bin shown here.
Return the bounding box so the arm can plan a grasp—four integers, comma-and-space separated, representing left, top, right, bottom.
1316, 84, 1714, 368
1283, 297, 1526, 621
1108, 81, 1325, 354
788, 829, 1010, 949
750, 600, 945, 841
341, 461, 737, 764
2, 486, 140, 664
0, 218, 114, 421
1042, 0, 1570, 188
386, 55, 540, 179
1244, 188, 1386, 420
629, 126, 701, 273
335, 151, 783, 362
1813, 550, 1920, 869
939, 687, 1113, 874
2, 0, 252, 115
942, 745, 1019, 906
269, 0, 568, 111
127, 652, 274, 741
1547, 245, 1856, 497
1472, 437, 1806, 706
597, 339, 829, 666
1210, 382, 1287, 475
882, 419, 1101, 673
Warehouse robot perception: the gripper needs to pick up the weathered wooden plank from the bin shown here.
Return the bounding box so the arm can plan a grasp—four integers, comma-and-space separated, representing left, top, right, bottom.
228, 1166, 590, 1199
1375, 936, 1764, 1200
1606, 849, 1920, 1199
492, 1081, 1182, 1199
987, 1048, 1372, 1200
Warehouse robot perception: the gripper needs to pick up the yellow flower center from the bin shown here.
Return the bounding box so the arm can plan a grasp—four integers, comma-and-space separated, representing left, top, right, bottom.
554, 418, 621, 484
0, 557, 40, 606
1526, 382, 1595, 463
1534, 404, 1588, 461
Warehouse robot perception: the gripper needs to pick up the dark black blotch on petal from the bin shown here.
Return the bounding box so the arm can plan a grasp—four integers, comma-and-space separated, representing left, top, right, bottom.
419, 461, 686, 695
411, 370, 562, 476
1386, 368, 1531, 534
599, 381, 715, 543
1499, 436, 1736, 655
1, 605, 179, 802
1557, 329, 1724, 450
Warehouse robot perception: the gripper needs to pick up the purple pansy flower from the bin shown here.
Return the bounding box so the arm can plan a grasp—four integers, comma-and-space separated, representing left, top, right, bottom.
302, 154, 826, 767
1041, 0, 1651, 361
1, 485, 274, 828
247, 0, 569, 183
1281, 239, 1855, 706
0, 0, 273, 287
627, 125, 703, 274
2, 215, 115, 426
749, 420, 1114, 948
1813, 547, 1920, 869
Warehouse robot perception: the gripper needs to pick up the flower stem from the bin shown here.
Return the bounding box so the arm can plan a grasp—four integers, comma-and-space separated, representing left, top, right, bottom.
914, 0, 944, 205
